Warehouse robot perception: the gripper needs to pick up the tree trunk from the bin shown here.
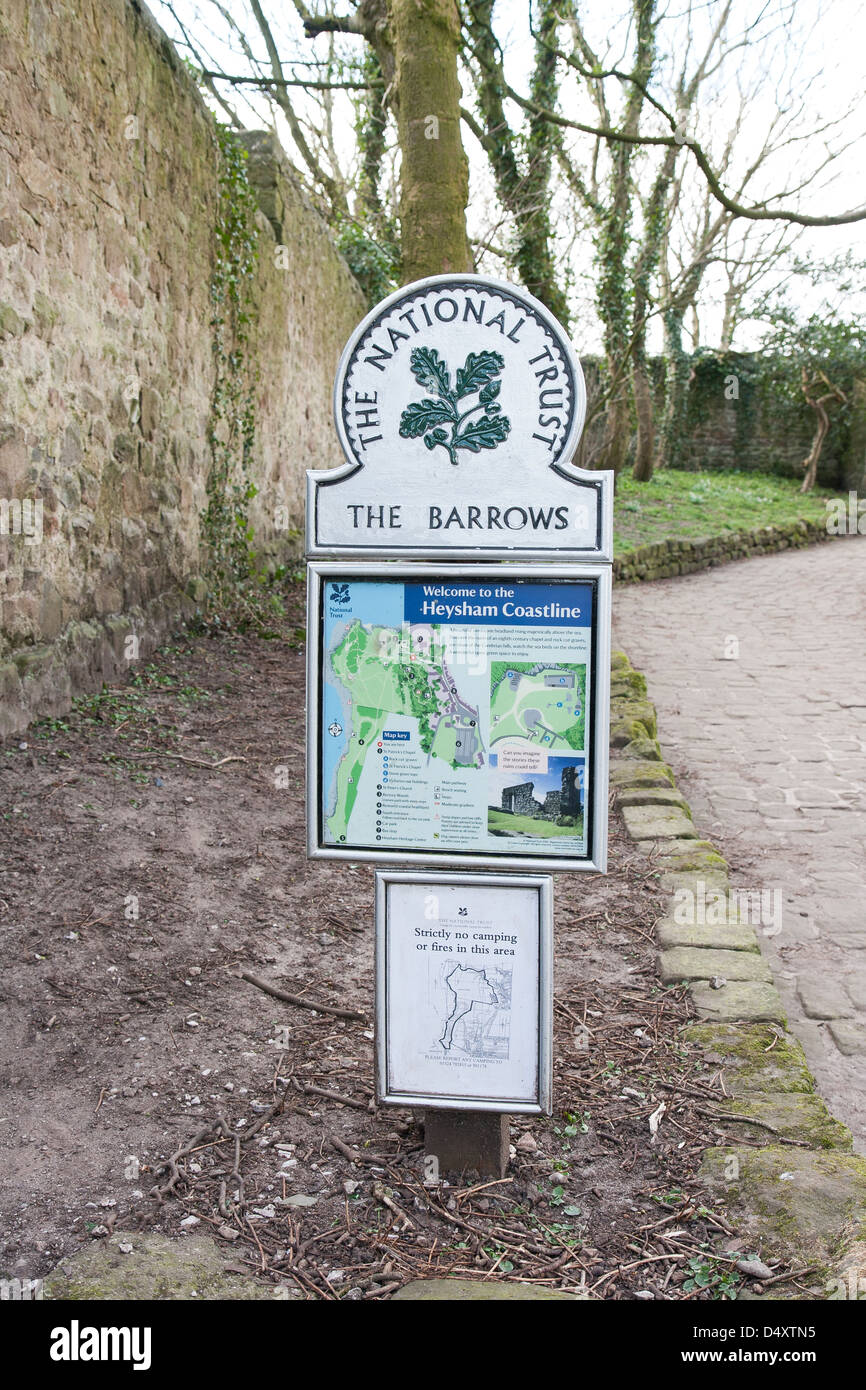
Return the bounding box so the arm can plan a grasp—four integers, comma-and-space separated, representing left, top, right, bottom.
720, 285, 738, 351
657, 306, 691, 471
522, 0, 569, 323
595, 0, 657, 473
629, 146, 676, 481
389, 0, 473, 280
466, 0, 568, 322
631, 356, 655, 480
601, 395, 631, 478
801, 407, 829, 493
800, 371, 846, 494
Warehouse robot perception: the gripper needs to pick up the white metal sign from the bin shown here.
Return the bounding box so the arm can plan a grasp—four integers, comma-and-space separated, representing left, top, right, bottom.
307, 562, 611, 873
307, 274, 612, 561
375, 871, 553, 1113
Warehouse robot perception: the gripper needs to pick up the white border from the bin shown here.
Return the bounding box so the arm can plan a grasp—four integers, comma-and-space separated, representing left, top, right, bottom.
375, 870, 553, 1114
306, 561, 611, 873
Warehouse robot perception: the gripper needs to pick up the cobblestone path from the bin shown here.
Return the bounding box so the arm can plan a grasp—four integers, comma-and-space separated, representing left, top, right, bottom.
613, 537, 866, 1151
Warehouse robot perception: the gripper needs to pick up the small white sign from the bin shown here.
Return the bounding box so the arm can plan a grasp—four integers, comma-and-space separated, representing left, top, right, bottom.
307, 273, 612, 561
375, 871, 553, 1113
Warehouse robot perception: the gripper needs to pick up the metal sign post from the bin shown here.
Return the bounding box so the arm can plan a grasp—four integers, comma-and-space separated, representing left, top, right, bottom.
306, 274, 613, 1176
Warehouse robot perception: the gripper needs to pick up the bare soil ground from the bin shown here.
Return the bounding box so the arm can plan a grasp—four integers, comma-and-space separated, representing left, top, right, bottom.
0, 581, 777, 1299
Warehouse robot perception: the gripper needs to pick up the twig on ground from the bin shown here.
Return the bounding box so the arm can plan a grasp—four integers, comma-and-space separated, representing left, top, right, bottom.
761, 1265, 821, 1287
240, 970, 366, 1021
113, 752, 247, 770
300, 1083, 370, 1112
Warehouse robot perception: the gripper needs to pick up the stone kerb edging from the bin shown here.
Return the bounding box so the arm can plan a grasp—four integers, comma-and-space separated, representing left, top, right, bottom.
610, 649, 866, 1299
613, 518, 833, 585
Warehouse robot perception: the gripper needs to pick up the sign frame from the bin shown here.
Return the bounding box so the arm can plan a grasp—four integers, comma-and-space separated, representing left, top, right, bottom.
375, 869, 553, 1114
305, 273, 613, 564
306, 560, 611, 873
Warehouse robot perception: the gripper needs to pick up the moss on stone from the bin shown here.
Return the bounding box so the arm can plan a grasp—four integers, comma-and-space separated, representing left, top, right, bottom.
610, 716, 652, 748
682, 1023, 815, 1094
709, 1093, 852, 1151
690, 979, 786, 1025
656, 870, 731, 897
650, 840, 728, 872
611, 697, 658, 739
0, 301, 26, 336
616, 787, 690, 811
658, 945, 772, 984
609, 667, 648, 700
656, 919, 760, 952
699, 1146, 866, 1266
622, 806, 697, 841
609, 760, 676, 790
623, 735, 664, 761
44, 1233, 292, 1301
12, 646, 53, 677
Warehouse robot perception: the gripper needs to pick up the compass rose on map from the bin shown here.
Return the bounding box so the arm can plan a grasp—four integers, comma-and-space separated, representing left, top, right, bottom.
328, 721, 343, 738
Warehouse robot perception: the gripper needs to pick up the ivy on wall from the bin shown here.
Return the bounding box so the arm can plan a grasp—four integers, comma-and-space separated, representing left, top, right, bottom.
582, 348, 859, 484
685, 351, 760, 467
682, 347, 856, 483
200, 126, 284, 632
336, 218, 399, 309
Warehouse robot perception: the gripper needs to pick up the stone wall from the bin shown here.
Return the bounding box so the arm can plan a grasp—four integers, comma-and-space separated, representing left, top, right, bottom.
502, 782, 540, 817
613, 519, 837, 585
582, 356, 866, 490
0, 0, 365, 737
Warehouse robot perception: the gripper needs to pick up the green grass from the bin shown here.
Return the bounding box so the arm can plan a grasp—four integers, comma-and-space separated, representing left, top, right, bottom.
613, 469, 840, 554
488, 810, 584, 839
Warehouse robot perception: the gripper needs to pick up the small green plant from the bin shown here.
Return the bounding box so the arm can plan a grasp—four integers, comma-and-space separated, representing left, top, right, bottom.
482, 1243, 514, 1273
32, 717, 70, 738
653, 1187, 685, 1206
533, 1216, 583, 1248
682, 1255, 742, 1300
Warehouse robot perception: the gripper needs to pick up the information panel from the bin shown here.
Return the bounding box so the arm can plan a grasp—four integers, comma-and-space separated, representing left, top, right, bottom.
375, 871, 552, 1113
307, 563, 611, 872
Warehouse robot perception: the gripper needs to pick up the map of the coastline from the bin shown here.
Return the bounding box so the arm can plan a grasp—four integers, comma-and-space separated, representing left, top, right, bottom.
436, 961, 512, 1060
326, 619, 483, 842
490, 661, 586, 752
